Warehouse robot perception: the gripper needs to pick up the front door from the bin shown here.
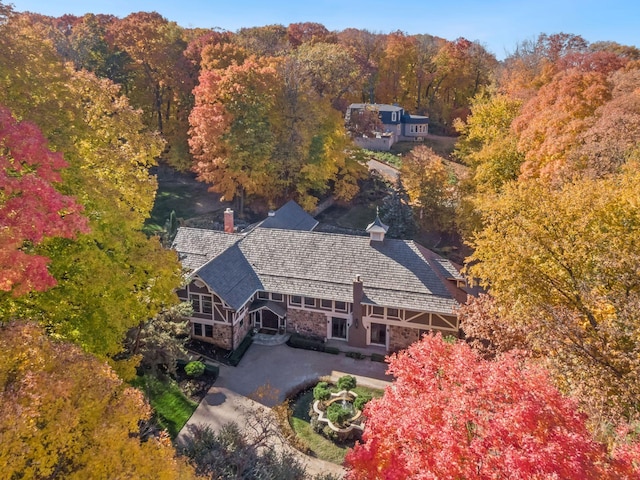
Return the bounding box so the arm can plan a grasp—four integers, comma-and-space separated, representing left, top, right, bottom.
261, 309, 279, 330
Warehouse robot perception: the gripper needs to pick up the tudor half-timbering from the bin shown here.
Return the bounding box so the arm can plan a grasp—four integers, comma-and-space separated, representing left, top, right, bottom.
172, 201, 468, 353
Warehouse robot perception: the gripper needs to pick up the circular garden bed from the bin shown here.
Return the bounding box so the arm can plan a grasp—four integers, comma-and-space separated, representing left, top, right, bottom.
286, 376, 383, 464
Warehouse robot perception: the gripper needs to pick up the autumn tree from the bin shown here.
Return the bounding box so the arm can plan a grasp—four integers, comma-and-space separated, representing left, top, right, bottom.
190, 56, 278, 211
0, 106, 88, 296
337, 28, 385, 103
454, 91, 523, 194
0, 11, 183, 358
234, 24, 289, 57
345, 334, 640, 479
401, 145, 456, 233
376, 31, 417, 105
467, 172, 640, 423
293, 41, 361, 110
190, 51, 365, 212
0, 322, 198, 480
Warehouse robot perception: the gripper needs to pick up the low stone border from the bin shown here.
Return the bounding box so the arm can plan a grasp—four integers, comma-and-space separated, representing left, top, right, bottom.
313, 390, 364, 434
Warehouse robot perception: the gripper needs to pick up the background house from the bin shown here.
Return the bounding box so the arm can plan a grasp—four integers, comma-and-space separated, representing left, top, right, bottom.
172, 203, 467, 353
345, 103, 429, 151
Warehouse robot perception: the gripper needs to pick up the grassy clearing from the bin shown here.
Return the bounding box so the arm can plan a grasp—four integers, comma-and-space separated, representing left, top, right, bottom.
391, 135, 458, 159
144, 184, 209, 235
289, 385, 384, 464
131, 374, 197, 438
336, 204, 378, 230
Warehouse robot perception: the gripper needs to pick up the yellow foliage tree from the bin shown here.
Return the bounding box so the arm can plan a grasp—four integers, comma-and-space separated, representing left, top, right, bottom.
0, 322, 199, 480
468, 170, 640, 424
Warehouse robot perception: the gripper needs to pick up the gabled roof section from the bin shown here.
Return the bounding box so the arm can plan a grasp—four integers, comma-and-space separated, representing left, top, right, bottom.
258, 200, 318, 231
172, 227, 242, 271
195, 243, 263, 310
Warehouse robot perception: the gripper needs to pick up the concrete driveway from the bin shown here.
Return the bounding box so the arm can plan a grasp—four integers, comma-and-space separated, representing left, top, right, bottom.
178, 343, 392, 477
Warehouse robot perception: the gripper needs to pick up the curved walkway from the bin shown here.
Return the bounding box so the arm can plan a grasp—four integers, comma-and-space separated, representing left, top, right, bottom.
177, 343, 392, 477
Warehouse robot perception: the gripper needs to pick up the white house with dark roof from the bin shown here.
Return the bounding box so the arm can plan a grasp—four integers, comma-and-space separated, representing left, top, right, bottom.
172, 202, 467, 353
345, 103, 429, 151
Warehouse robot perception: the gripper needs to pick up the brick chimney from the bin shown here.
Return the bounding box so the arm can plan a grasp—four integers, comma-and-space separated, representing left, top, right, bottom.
224, 208, 234, 233
353, 274, 363, 315
349, 274, 367, 348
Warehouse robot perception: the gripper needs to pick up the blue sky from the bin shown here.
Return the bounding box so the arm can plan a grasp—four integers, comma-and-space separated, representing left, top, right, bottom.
7, 0, 639, 60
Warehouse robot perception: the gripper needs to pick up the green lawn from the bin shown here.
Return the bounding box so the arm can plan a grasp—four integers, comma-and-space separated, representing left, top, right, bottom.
131, 374, 197, 438
336, 204, 378, 230
289, 385, 384, 464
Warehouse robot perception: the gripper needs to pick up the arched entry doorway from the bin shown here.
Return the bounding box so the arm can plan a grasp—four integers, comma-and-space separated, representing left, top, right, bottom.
249, 300, 286, 332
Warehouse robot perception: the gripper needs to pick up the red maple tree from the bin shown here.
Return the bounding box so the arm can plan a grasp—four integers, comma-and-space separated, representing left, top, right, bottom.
0, 106, 89, 296
345, 334, 640, 479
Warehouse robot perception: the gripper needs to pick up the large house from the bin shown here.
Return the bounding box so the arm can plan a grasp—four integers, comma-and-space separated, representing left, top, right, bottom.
172, 201, 468, 353
345, 103, 429, 151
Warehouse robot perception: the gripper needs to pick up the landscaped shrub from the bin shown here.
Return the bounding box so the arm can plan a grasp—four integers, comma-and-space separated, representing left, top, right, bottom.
354, 393, 372, 411
327, 402, 352, 427
184, 360, 205, 378
228, 335, 253, 366
337, 375, 357, 392
203, 363, 219, 379
287, 334, 325, 352
346, 351, 366, 360
313, 382, 331, 402
324, 346, 340, 355
370, 353, 386, 363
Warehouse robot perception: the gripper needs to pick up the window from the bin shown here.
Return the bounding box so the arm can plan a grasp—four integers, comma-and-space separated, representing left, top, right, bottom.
193, 323, 203, 337
205, 324, 213, 337
387, 308, 399, 319
290, 295, 302, 306
304, 297, 316, 308
190, 294, 200, 313
271, 293, 283, 302
320, 299, 333, 310
331, 317, 347, 340
391, 111, 397, 122
258, 291, 269, 300
372, 306, 384, 317
370, 323, 386, 346
335, 301, 347, 312
202, 295, 213, 314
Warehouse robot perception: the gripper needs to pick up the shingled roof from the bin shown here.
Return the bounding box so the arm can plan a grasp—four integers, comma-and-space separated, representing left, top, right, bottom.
173, 224, 461, 315
257, 200, 318, 231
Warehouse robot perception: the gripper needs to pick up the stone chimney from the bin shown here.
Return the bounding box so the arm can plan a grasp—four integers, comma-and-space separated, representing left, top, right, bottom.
365, 209, 389, 242
224, 208, 234, 233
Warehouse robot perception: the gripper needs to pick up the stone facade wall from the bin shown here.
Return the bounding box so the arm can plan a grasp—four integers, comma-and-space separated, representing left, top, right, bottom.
195, 322, 233, 351
232, 313, 252, 350
388, 325, 421, 353
287, 309, 327, 339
